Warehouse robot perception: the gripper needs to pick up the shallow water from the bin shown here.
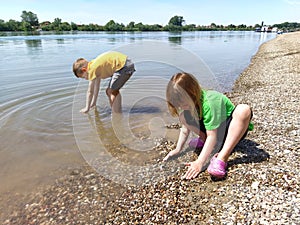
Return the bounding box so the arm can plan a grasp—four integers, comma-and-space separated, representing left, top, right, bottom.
0, 31, 276, 196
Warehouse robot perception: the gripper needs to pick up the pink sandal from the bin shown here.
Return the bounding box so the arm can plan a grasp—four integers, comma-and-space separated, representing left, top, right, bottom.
188, 137, 205, 148
207, 154, 227, 179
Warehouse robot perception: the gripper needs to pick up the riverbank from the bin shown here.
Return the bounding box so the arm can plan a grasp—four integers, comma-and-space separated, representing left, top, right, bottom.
2, 31, 300, 224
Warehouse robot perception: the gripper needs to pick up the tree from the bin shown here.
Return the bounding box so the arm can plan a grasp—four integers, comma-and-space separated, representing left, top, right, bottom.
7, 19, 21, 31
238, 24, 246, 28
227, 24, 236, 30
60, 22, 71, 31
168, 16, 185, 27
71, 22, 78, 31
183, 24, 196, 31
126, 21, 136, 31
210, 23, 217, 28
134, 22, 145, 31
22, 22, 33, 31
0, 19, 8, 31
40, 21, 52, 31
20, 10, 39, 30
104, 20, 124, 31
52, 18, 62, 30
167, 15, 185, 31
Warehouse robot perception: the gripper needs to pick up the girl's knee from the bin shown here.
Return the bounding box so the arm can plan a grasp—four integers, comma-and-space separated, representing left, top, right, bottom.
234, 104, 252, 120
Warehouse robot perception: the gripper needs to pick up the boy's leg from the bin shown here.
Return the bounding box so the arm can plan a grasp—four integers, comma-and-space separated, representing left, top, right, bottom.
217, 104, 252, 162
107, 59, 135, 113
106, 88, 122, 113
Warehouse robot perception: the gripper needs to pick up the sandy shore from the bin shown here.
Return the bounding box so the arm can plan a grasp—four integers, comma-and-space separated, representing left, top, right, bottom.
2, 32, 300, 224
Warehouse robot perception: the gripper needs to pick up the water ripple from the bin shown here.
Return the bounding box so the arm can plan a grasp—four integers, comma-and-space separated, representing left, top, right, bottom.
0, 83, 75, 137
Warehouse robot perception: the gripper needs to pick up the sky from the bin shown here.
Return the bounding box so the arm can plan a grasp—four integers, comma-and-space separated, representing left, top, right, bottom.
1, 0, 299, 26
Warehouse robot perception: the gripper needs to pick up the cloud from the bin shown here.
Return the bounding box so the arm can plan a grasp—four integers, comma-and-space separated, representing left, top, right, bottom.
284, 0, 300, 5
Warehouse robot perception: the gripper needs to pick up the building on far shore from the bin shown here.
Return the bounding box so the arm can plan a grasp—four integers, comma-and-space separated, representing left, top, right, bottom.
255, 21, 279, 33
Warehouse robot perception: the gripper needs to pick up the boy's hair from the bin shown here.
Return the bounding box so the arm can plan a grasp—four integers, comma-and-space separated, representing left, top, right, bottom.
166, 72, 202, 119
72, 58, 87, 77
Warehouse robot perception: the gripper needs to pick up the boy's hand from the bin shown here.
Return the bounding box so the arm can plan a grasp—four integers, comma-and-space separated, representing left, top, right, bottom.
80, 108, 89, 113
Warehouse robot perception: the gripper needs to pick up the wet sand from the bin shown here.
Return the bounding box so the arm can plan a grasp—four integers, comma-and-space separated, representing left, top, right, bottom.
2, 31, 300, 224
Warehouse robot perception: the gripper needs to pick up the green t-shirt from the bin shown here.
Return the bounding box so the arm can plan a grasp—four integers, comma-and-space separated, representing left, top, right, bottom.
201, 90, 254, 131
201, 90, 235, 130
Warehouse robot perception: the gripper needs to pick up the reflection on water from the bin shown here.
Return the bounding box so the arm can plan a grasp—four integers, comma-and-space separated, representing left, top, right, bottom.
168, 32, 182, 44
0, 31, 276, 204
129, 105, 162, 114
57, 38, 65, 44
25, 39, 42, 48
92, 107, 178, 166
168, 36, 182, 44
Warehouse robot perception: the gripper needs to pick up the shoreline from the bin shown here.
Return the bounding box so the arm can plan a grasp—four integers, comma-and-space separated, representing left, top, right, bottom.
2, 32, 300, 224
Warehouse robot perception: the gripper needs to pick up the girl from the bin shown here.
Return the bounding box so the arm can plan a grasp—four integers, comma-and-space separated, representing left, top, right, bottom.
163, 72, 253, 180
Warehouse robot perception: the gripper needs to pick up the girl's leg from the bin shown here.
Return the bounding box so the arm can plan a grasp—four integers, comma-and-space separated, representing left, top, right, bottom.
106, 88, 122, 113
217, 104, 252, 162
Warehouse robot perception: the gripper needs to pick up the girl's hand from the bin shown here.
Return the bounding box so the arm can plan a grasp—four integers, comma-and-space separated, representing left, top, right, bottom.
163, 149, 180, 161
182, 160, 202, 180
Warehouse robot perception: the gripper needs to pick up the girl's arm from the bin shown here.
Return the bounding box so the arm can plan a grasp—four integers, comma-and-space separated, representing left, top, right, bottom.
90, 77, 101, 108
80, 79, 95, 113
195, 129, 217, 166
186, 122, 206, 142
163, 124, 190, 161
182, 129, 218, 179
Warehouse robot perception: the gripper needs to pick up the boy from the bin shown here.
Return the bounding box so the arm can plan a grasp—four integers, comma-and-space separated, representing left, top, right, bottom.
72, 51, 135, 113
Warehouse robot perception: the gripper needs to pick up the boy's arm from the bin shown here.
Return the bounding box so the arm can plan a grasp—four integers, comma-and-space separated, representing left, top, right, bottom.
90, 77, 101, 108
80, 79, 95, 113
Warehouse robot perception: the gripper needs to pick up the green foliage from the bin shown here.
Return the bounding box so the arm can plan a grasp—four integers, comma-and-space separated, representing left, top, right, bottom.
126, 21, 137, 31
7, 19, 21, 31
22, 21, 33, 31
21, 11, 39, 30
52, 18, 62, 30
0, 19, 8, 31
169, 16, 185, 26
104, 20, 125, 31
0, 11, 299, 32
71, 22, 78, 31
166, 16, 185, 31
273, 22, 300, 31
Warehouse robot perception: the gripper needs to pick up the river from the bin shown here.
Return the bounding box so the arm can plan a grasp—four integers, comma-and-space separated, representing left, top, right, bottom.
0, 31, 276, 198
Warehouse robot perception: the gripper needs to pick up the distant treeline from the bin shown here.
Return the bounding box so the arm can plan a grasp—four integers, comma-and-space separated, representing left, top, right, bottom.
1, 11, 299, 32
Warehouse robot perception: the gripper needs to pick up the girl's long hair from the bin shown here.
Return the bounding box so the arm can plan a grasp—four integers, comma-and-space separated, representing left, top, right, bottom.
166, 72, 202, 120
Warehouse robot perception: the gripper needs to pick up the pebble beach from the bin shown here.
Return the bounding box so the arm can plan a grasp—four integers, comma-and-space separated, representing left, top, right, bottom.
2, 31, 300, 224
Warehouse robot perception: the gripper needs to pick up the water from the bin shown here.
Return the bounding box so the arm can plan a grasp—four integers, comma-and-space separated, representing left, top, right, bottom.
0, 31, 276, 198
